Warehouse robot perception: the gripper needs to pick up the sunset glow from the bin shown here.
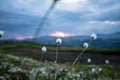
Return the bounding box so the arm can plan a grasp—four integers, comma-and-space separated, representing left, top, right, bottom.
16, 36, 33, 40
49, 31, 71, 37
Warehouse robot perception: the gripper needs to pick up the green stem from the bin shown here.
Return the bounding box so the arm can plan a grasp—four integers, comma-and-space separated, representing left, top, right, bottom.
55, 44, 59, 63
72, 48, 86, 65
72, 40, 93, 65
33, 1, 57, 40
40, 53, 44, 62
54, 44, 59, 80
89, 39, 92, 45
55, 71, 57, 80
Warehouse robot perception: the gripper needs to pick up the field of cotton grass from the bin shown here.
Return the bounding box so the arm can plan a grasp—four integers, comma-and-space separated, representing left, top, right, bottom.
0, 53, 120, 80
0, 31, 120, 80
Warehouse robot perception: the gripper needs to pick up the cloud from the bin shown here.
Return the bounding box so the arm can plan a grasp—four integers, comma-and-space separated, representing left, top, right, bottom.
0, 0, 52, 16
56, 0, 88, 12
89, 21, 120, 25
0, 11, 39, 39
49, 31, 72, 37
16, 36, 33, 40
1, 0, 120, 21
56, 0, 102, 17
0, 0, 120, 39
55, 0, 120, 21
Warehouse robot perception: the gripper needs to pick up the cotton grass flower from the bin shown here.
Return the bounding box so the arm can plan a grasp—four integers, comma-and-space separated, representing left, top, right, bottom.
98, 68, 102, 72
41, 46, 47, 53
83, 42, 89, 48
105, 60, 110, 64
91, 33, 97, 40
91, 68, 96, 73
0, 76, 5, 80
55, 38, 62, 79
8, 67, 23, 73
72, 33, 96, 65
56, 38, 62, 45
0, 31, 4, 38
72, 42, 89, 65
87, 58, 91, 63
55, 38, 62, 63
41, 46, 47, 61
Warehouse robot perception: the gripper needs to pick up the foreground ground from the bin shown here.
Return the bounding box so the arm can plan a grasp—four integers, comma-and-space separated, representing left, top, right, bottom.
0, 53, 120, 80
0, 41, 120, 65
0, 41, 120, 80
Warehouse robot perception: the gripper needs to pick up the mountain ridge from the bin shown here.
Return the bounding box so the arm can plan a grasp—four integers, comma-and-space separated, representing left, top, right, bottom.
7, 31, 120, 48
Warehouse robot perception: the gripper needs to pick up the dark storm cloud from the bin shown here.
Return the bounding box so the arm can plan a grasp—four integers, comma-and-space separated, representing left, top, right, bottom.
0, 0, 120, 39
0, 11, 41, 39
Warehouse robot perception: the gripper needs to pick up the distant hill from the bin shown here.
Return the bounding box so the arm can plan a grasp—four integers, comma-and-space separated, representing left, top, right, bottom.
10, 31, 120, 48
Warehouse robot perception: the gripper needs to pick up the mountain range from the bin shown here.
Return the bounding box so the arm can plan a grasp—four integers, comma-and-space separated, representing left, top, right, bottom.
23, 31, 120, 48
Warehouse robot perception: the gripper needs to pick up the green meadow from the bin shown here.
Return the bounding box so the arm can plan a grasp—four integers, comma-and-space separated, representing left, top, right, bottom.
0, 41, 120, 80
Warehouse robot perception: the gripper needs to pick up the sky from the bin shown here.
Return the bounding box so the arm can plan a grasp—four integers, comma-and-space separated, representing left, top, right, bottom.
0, 0, 120, 40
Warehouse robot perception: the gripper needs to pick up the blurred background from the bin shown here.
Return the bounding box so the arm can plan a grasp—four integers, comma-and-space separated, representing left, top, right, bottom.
0, 0, 120, 64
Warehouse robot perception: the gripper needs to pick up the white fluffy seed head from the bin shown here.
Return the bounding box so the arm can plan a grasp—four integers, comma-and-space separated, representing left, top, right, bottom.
0, 31, 4, 37
83, 42, 89, 48
91, 68, 96, 73
87, 58, 91, 63
41, 46, 47, 53
79, 71, 83, 74
105, 60, 109, 64
91, 33, 97, 40
98, 68, 102, 72
56, 38, 62, 44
